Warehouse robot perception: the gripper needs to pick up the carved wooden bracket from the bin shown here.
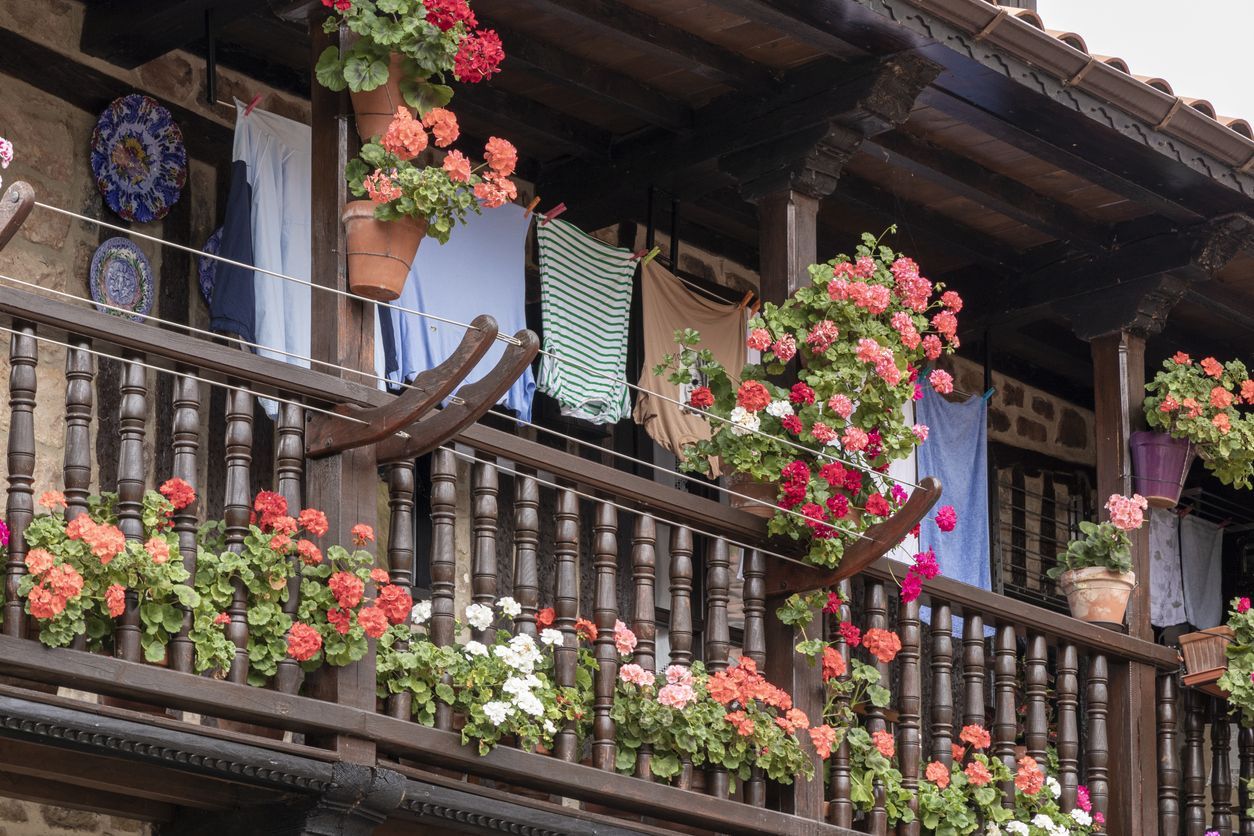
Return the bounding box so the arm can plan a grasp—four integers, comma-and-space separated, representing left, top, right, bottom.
762, 475, 942, 598
0, 181, 34, 253
375, 328, 541, 463
305, 314, 500, 458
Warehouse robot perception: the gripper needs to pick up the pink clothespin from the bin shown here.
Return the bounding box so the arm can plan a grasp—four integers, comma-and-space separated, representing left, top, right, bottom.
244, 93, 263, 117
539, 203, 566, 226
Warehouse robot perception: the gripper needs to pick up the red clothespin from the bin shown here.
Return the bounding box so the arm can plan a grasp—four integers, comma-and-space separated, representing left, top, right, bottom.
539, 203, 566, 225
736, 291, 754, 311
244, 93, 263, 117
632, 248, 648, 260
524, 196, 542, 217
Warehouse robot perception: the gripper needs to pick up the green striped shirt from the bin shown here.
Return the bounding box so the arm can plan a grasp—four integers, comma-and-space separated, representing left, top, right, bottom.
537, 219, 636, 423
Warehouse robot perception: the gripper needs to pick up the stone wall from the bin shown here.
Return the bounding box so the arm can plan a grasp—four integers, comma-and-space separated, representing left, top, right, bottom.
0, 797, 150, 836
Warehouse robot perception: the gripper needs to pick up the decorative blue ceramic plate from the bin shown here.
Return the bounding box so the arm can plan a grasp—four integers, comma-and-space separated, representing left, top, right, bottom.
90, 237, 154, 322
90, 94, 187, 223
199, 227, 222, 305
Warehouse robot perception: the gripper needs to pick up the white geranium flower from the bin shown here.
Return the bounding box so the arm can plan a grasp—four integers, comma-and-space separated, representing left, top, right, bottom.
514, 691, 545, 718
729, 406, 761, 437
483, 700, 511, 725
540, 628, 564, 647
464, 640, 488, 657
765, 399, 793, 418
1070, 809, 1092, 827
495, 634, 542, 674
498, 596, 521, 618
1005, 824, 1029, 836
1046, 776, 1061, 799
983, 826, 1003, 836
1031, 814, 1054, 830
503, 675, 542, 698
465, 603, 494, 631
410, 600, 432, 625
543, 719, 556, 734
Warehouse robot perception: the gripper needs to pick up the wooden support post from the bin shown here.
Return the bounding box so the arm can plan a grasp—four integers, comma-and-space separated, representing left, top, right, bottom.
304, 16, 377, 764
1091, 330, 1157, 835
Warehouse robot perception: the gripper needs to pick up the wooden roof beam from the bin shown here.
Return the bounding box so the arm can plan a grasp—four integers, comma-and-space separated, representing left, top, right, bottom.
483, 20, 692, 131
82, 0, 255, 68
521, 0, 779, 94
863, 131, 1114, 250
453, 84, 614, 159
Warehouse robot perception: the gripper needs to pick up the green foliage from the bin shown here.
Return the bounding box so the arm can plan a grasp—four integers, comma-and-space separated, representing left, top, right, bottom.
1220, 597, 1254, 729
1046, 520, 1134, 578
1145, 354, 1254, 488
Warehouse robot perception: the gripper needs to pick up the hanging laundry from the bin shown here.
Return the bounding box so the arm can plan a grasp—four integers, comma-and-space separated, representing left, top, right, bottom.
633, 260, 745, 475
536, 220, 635, 424
387, 202, 535, 421
211, 101, 386, 416
1149, 507, 1188, 628
1180, 514, 1224, 629
916, 387, 991, 598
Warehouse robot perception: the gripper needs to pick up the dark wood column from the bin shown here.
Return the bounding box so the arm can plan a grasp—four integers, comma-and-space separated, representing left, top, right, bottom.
305, 16, 379, 764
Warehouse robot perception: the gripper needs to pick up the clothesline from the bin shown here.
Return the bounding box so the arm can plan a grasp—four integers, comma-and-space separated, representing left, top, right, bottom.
30, 200, 926, 492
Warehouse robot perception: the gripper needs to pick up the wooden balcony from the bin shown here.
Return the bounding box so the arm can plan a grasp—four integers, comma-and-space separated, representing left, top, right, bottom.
0, 225, 1231, 834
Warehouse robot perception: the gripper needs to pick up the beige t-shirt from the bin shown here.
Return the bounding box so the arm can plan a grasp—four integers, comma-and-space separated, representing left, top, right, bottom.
633, 261, 746, 475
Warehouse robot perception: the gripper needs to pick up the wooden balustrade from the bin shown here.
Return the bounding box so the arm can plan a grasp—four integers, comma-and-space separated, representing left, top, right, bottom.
0, 285, 1227, 833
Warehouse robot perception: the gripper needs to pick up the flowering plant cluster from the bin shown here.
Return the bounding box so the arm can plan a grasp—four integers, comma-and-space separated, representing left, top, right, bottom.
1046, 494, 1146, 579
346, 107, 517, 243
613, 655, 813, 784
0, 134, 11, 189
1144, 352, 1254, 488
377, 597, 592, 753
315, 0, 502, 114
918, 733, 1103, 835
18, 486, 207, 664
1218, 596, 1254, 821
656, 233, 960, 568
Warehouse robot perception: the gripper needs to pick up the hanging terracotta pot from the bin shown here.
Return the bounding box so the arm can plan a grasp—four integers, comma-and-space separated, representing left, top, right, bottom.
342, 201, 427, 302
726, 472, 777, 519
1057, 567, 1136, 625
1178, 625, 1233, 697
348, 53, 411, 142
1129, 430, 1196, 509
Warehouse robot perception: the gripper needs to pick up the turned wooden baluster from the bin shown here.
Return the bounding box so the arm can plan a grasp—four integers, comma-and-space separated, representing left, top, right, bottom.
512, 474, 540, 638
471, 463, 498, 644
897, 596, 921, 836
4, 324, 36, 637
1213, 696, 1233, 835
865, 580, 889, 833
704, 537, 731, 798
669, 526, 695, 788
742, 549, 768, 807
592, 503, 619, 771
429, 450, 457, 731
631, 516, 658, 781
273, 403, 305, 694
1056, 644, 1080, 812
963, 614, 987, 733
993, 624, 1017, 805
168, 376, 201, 673
114, 360, 147, 663
553, 489, 580, 762
1024, 634, 1048, 767
1086, 653, 1110, 820
62, 341, 94, 521
1158, 672, 1181, 833
929, 603, 954, 766
223, 388, 254, 683
384, 463, 416, 719
827, 580, 854, 826
1184, 686, 1208, 836
1239, 726, 1254, 835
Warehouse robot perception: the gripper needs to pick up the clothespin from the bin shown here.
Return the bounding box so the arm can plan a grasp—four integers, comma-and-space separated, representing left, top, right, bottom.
539, 203, 566, 226
631, 248, 648, 260
244, 93, 263, 117
981, 387, 996, 402
524, 196, 542, 217
736, 291, 754, 311
639, 246, 661, 266
750, 299, 762, 316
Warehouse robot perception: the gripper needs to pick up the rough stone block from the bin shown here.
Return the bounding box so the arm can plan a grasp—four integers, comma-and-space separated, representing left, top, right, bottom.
1015, 416, 1047, 444
40, 805, 100, 831
1031, 395, 1054, 420
1057, 408, 1089, 450
0, 799, 28, 822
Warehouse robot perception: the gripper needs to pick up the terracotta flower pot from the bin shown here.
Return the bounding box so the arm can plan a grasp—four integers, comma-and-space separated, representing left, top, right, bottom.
1058, 567, 1136, 625
1130, 430, 1196, 509
348, 53, 411, 141
342, 200, 427, 302
727, 472, 777, 519
1179, 625, 1233, 697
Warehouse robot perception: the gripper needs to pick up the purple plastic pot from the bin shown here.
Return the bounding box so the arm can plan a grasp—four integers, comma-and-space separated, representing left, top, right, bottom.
1130, 430, 1196, 508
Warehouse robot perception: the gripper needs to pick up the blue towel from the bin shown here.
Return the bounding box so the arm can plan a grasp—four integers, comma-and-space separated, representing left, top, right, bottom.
917, 388, 991, 635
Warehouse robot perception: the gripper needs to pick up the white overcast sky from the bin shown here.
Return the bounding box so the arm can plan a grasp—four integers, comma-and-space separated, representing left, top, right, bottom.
1036, 0, 1253, 122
